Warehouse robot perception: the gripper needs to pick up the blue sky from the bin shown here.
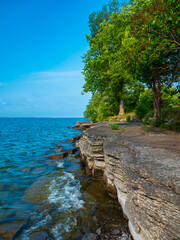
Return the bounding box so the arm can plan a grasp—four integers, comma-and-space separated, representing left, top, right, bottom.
0, 0, 111, 117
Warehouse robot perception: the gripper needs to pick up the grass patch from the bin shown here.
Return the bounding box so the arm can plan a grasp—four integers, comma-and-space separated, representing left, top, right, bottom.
110, 123, 119, 130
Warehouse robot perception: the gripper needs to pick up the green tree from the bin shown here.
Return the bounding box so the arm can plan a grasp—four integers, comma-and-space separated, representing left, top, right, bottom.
88, 0, 120, 39
124, 0, 180, 124
82, 11, 134, 115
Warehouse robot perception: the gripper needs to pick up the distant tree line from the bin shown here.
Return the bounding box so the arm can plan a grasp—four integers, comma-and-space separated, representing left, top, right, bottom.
82, 0, 180, 125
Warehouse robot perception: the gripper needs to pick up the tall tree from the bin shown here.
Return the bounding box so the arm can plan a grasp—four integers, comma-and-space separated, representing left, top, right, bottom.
82, 9, 134, 115
124, 0, 180, 124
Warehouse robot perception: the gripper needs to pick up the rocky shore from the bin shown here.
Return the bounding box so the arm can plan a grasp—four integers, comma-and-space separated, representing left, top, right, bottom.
0, 121, 131, 240
76, 122, 180, 240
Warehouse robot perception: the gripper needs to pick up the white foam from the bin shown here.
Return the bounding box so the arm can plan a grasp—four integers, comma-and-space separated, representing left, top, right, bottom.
48, 171, 84, 210
51, 218, 77, 240
21, 212, 51, 240
48, 171, 84, 239
57, 162, 64, 168
21, 171, 84, 240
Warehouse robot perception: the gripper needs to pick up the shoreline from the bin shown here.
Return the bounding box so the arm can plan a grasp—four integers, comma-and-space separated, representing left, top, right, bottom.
0, 118, 131, 240
75, 121, 180, 240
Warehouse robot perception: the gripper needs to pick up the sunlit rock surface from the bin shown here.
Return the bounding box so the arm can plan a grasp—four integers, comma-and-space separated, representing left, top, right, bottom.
78, 123, 180, 240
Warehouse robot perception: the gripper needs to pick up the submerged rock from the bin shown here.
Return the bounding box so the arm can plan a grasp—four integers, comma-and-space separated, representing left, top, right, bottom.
69, 230, 83, 240
45, 152, 68, 159
82, 233, 98, 240
96, 227, 102, 235
112, 229, 120, 235
118, 233, 131, 240
64, 148, 78, 154
0, 220, 27, 239
28, 231, 49, 240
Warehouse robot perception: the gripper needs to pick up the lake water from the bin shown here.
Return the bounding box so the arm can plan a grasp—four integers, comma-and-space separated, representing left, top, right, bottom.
0, 118, 128, 240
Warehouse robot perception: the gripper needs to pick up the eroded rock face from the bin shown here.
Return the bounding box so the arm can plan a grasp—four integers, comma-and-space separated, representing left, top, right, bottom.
77, 123, 117, 181
78, 123, 180, 240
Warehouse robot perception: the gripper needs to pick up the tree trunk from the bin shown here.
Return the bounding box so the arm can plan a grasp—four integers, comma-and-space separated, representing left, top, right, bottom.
119, 98, 125, 115
152, 76, 161, 126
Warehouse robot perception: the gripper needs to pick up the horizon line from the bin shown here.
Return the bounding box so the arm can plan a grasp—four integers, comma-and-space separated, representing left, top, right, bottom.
0, 116, 87, 119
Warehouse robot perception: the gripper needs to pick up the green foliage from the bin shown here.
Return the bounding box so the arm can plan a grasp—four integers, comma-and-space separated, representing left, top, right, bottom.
161, 107, 180, 122
88, 0, 120, 39
160, 122, 180, 132
84, 92, 119, 122
82, 0, 180, 124
126, 115, 131, 122
135, 89, 153, 119
161, 87, 180, 109
124, 83, 145, 112
110, 123, 119, 130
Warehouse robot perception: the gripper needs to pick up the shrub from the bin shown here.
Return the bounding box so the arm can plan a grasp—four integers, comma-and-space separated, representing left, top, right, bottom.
110, 123, 119, 130
84, 92, 119, 122
126, 115, 131, 123
160, 122, 180, 132
135, 89, 153, 119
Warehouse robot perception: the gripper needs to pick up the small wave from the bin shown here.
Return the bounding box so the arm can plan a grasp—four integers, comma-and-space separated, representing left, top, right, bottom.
48, 171, 84, 239
48, 171, 84, 210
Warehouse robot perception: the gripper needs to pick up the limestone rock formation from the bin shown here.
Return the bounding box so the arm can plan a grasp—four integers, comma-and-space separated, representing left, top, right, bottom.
77, 123, 180, 240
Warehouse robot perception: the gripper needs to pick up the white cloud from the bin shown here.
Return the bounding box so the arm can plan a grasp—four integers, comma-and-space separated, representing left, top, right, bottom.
24, 70, 83, 83
32, 70, 81, 77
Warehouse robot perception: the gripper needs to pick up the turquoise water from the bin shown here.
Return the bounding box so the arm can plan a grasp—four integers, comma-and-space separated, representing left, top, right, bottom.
0, 118, 128, 240
0, 118, 85, 239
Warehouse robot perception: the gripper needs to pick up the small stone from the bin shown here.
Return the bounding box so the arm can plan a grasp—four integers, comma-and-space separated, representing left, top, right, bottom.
82, 233, 98, 240
96, 227, 102, 235
118, 233, 129, 240
112, 229, 120, 235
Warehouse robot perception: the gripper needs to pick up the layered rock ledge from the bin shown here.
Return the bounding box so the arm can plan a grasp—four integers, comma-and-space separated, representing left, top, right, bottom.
77, 123, 180, 240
